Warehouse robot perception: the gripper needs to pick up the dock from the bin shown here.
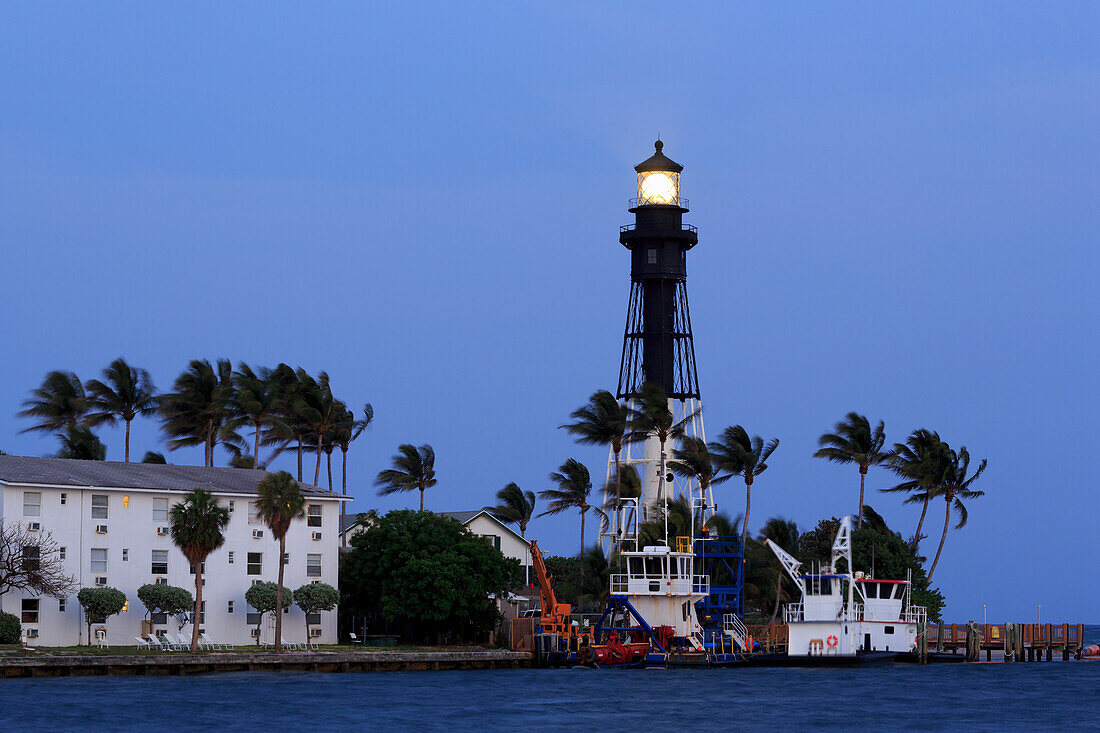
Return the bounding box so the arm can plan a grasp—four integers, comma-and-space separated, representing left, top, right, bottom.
926, 623, 1087, 662
0, 649, 531, 678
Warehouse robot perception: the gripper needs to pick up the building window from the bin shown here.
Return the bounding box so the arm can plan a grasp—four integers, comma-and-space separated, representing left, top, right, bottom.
22, 546, 41, 571
307, 612, 321, 625
247, 552, 262, 575
189, 562, 207, 575
228, 551, 235, 564
91, 495, 109, 519
23, 492, 41, 517
647, 248, 657, 264
152, 498, 169, 523
885, 626, 895, 635
152, 611, 167, 625
192, 601, 206, 624
59, 599, 66, 613
283, 553, 290, 566
151, 550, 168, 575
123, 495, 130, 508
248, 502, 260, 525
228, 500, 235, 513
227, 600, 235, 614
91, 548, 108, 574
122, 548, 129, 562
306, 554, 322, 578
59, 546, 66, 560
246, 612, 262, 625
307, 504, 322, 527
481, 534, 501, 551
60, 492, 67, 505
22, 598, 39, 623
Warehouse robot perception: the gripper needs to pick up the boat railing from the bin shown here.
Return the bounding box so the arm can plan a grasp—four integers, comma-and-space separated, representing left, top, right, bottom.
692, 575, 710, 595
610, 574, 629, 594
783, 603, 804, 623
901, 605, 928, 624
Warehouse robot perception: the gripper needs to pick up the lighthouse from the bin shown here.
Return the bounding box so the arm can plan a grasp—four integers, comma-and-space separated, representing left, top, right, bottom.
615, 140, 706, 526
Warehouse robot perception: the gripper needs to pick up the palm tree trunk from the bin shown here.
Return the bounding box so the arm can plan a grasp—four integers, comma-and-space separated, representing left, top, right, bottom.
192, 566, 203, 652
579, 509, 586, 582
340, 447, 348, 549
742, 477, 752, 548
613, 446, 622, 537
124, 419, 132, 462
858, 466, 866, 528
913, 496, 930, 548
419, 487, 424, 512
314, 438, 323, 485
254, 423, 261, 467
768, 568, 783, 625
296, 437, 303, 481
274, 536, 286, 653
326, 452, 333, 491
927, 495, 952, 581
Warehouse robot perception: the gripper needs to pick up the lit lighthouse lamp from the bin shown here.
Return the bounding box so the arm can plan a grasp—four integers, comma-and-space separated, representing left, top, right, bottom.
635, 139, 683, 206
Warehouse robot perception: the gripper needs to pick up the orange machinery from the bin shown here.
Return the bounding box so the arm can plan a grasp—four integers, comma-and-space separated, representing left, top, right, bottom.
529, 540, 592, 643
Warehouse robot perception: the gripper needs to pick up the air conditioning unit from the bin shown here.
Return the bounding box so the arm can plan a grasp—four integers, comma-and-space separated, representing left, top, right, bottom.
310, 627, 322, 638
155, 578, 168, 586
26, 628, 39, 638
157, 526, 170, 536
94, 576, 107, 587
311, 532, 322, 541
95, 525, 108, 534
251, 628, 260, 638
27, 522, 41, 532
251, 529, 264, 539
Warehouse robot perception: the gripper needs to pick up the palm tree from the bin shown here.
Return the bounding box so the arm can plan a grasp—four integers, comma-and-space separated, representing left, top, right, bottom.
85, 358, 159, 462
255, 471, 306, 653
539, 459, 605, 570
630, 383, 697, 538
560, 390, 637, 535
333, 403, 373, 547
709, 425, 779, 547
169, 488, 230, 652
759, 517, 800, 624
231, 364, 285, 469
17, 370, 88, 435
814, 412, 887, 528
927, 446, 987, 581
669, 436, 718, 531
881, 429, 950, 549
56, 424, 106, 460
375, 444, 437, 511
267, 364, 305, 479
292, 370, 341, 486
159, 359, 235, 467
487, 482, 537, 538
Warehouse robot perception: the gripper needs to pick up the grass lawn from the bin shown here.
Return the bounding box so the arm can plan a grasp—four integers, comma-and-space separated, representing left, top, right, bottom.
0, 643, 499, 657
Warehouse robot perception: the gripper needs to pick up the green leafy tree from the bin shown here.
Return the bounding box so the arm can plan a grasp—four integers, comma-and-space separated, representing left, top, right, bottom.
486, 482, 537, 538
245, 582, 293, 645
169, 488, 230, 651
561, 390, 637, 535
85, 358, 159, 462
709, 425, 779, 547
375, 444, 437, 512
539, 459, 605, 572
0, 610, 19, 644
256, 471, 306, 652
142, 451, 167, 464
881, 429, 950, 549
293, 582, 339, 642
758, 517, 800, 624
926, 446, 987, 581
56, 425, 106, 460
137, 583, 194, 622
77, 586, 126, 645
814, 412, 887, 528
17, 370, 88, 435
159, 359, 237, 467
341, 510, 516, 642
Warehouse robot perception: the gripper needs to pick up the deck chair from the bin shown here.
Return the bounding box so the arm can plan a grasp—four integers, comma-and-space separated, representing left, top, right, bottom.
20, 635, 36, 655
145, 633, 167, 651
349, 633, 363, 645
201, 633, 228, 651
134, 636, 152, 651
158, 633, 180, 651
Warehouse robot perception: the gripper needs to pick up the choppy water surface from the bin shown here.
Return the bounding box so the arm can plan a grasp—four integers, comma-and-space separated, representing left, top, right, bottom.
3, 660, 1099, 732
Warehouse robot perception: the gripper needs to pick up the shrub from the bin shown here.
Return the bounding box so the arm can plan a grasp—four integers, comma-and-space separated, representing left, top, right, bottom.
0, 610, 19, 644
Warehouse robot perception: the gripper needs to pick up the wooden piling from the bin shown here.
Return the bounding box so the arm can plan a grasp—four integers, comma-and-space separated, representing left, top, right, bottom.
965, 621, 980, 662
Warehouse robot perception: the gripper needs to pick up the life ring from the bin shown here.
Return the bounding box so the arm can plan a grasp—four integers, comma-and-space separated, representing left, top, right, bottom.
826, 635, 839, 648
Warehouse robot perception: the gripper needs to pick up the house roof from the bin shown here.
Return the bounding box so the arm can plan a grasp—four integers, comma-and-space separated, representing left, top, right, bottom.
0, 455, 344, 499
338, 508, 529, 545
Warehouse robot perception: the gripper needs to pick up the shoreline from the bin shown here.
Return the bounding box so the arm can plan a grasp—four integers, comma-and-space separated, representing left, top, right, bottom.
0, 649, 530, 678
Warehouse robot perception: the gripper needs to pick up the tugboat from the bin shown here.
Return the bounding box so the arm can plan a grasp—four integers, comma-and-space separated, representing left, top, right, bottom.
763, 515, 927, 666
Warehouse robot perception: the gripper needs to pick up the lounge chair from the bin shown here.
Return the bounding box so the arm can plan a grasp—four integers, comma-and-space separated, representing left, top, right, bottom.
20, 636, 36, 655
158, 633, 180, 651
281, 637, 303, 651
134, 636, 152, 650
172, 632, 194, 650
145, 633, 167, 651
349, 633, 363, 645
201, 633, 228, 651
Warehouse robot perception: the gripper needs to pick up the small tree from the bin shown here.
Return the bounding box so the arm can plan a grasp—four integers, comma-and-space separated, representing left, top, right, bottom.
137, 584, 194, 626
169, 488, 230, 652
0, 610, 19, 644
0, 520, 76, 599
293, 582, 339, 642
245, 582, 293, 645
77, 587, 126, 645
255, 471, 306, 653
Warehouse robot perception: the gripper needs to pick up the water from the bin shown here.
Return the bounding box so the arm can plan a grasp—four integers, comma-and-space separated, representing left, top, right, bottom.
3, 661, 1099, 731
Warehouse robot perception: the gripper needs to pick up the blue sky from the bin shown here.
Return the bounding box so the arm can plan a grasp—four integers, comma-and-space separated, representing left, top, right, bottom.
1, 2, 1097, 621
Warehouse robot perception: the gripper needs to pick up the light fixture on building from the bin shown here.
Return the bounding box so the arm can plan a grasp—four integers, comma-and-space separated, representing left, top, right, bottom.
635, 140, 682, 206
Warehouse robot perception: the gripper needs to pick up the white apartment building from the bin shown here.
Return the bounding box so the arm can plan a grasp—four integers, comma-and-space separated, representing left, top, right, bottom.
0, 456, 345, 647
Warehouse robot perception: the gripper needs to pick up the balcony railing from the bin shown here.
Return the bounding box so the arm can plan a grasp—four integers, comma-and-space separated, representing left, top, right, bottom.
620, 223, 697, 234
629, 197, 689, 209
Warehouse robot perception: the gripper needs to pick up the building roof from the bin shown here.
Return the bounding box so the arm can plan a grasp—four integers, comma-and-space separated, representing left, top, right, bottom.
337, 508, 529, 545
0, 455, 344, 499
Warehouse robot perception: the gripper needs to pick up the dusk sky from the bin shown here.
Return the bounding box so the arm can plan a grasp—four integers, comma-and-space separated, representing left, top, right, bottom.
2, 3, 1097, 621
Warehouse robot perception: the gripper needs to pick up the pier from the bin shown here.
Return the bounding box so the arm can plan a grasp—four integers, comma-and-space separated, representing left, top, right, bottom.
0, 649, 530, 678
926, 623, 1087, 662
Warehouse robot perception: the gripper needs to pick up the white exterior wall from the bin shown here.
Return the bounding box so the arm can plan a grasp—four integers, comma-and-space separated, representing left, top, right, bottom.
465, 514, 529, 570
0, 483, 341, 647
